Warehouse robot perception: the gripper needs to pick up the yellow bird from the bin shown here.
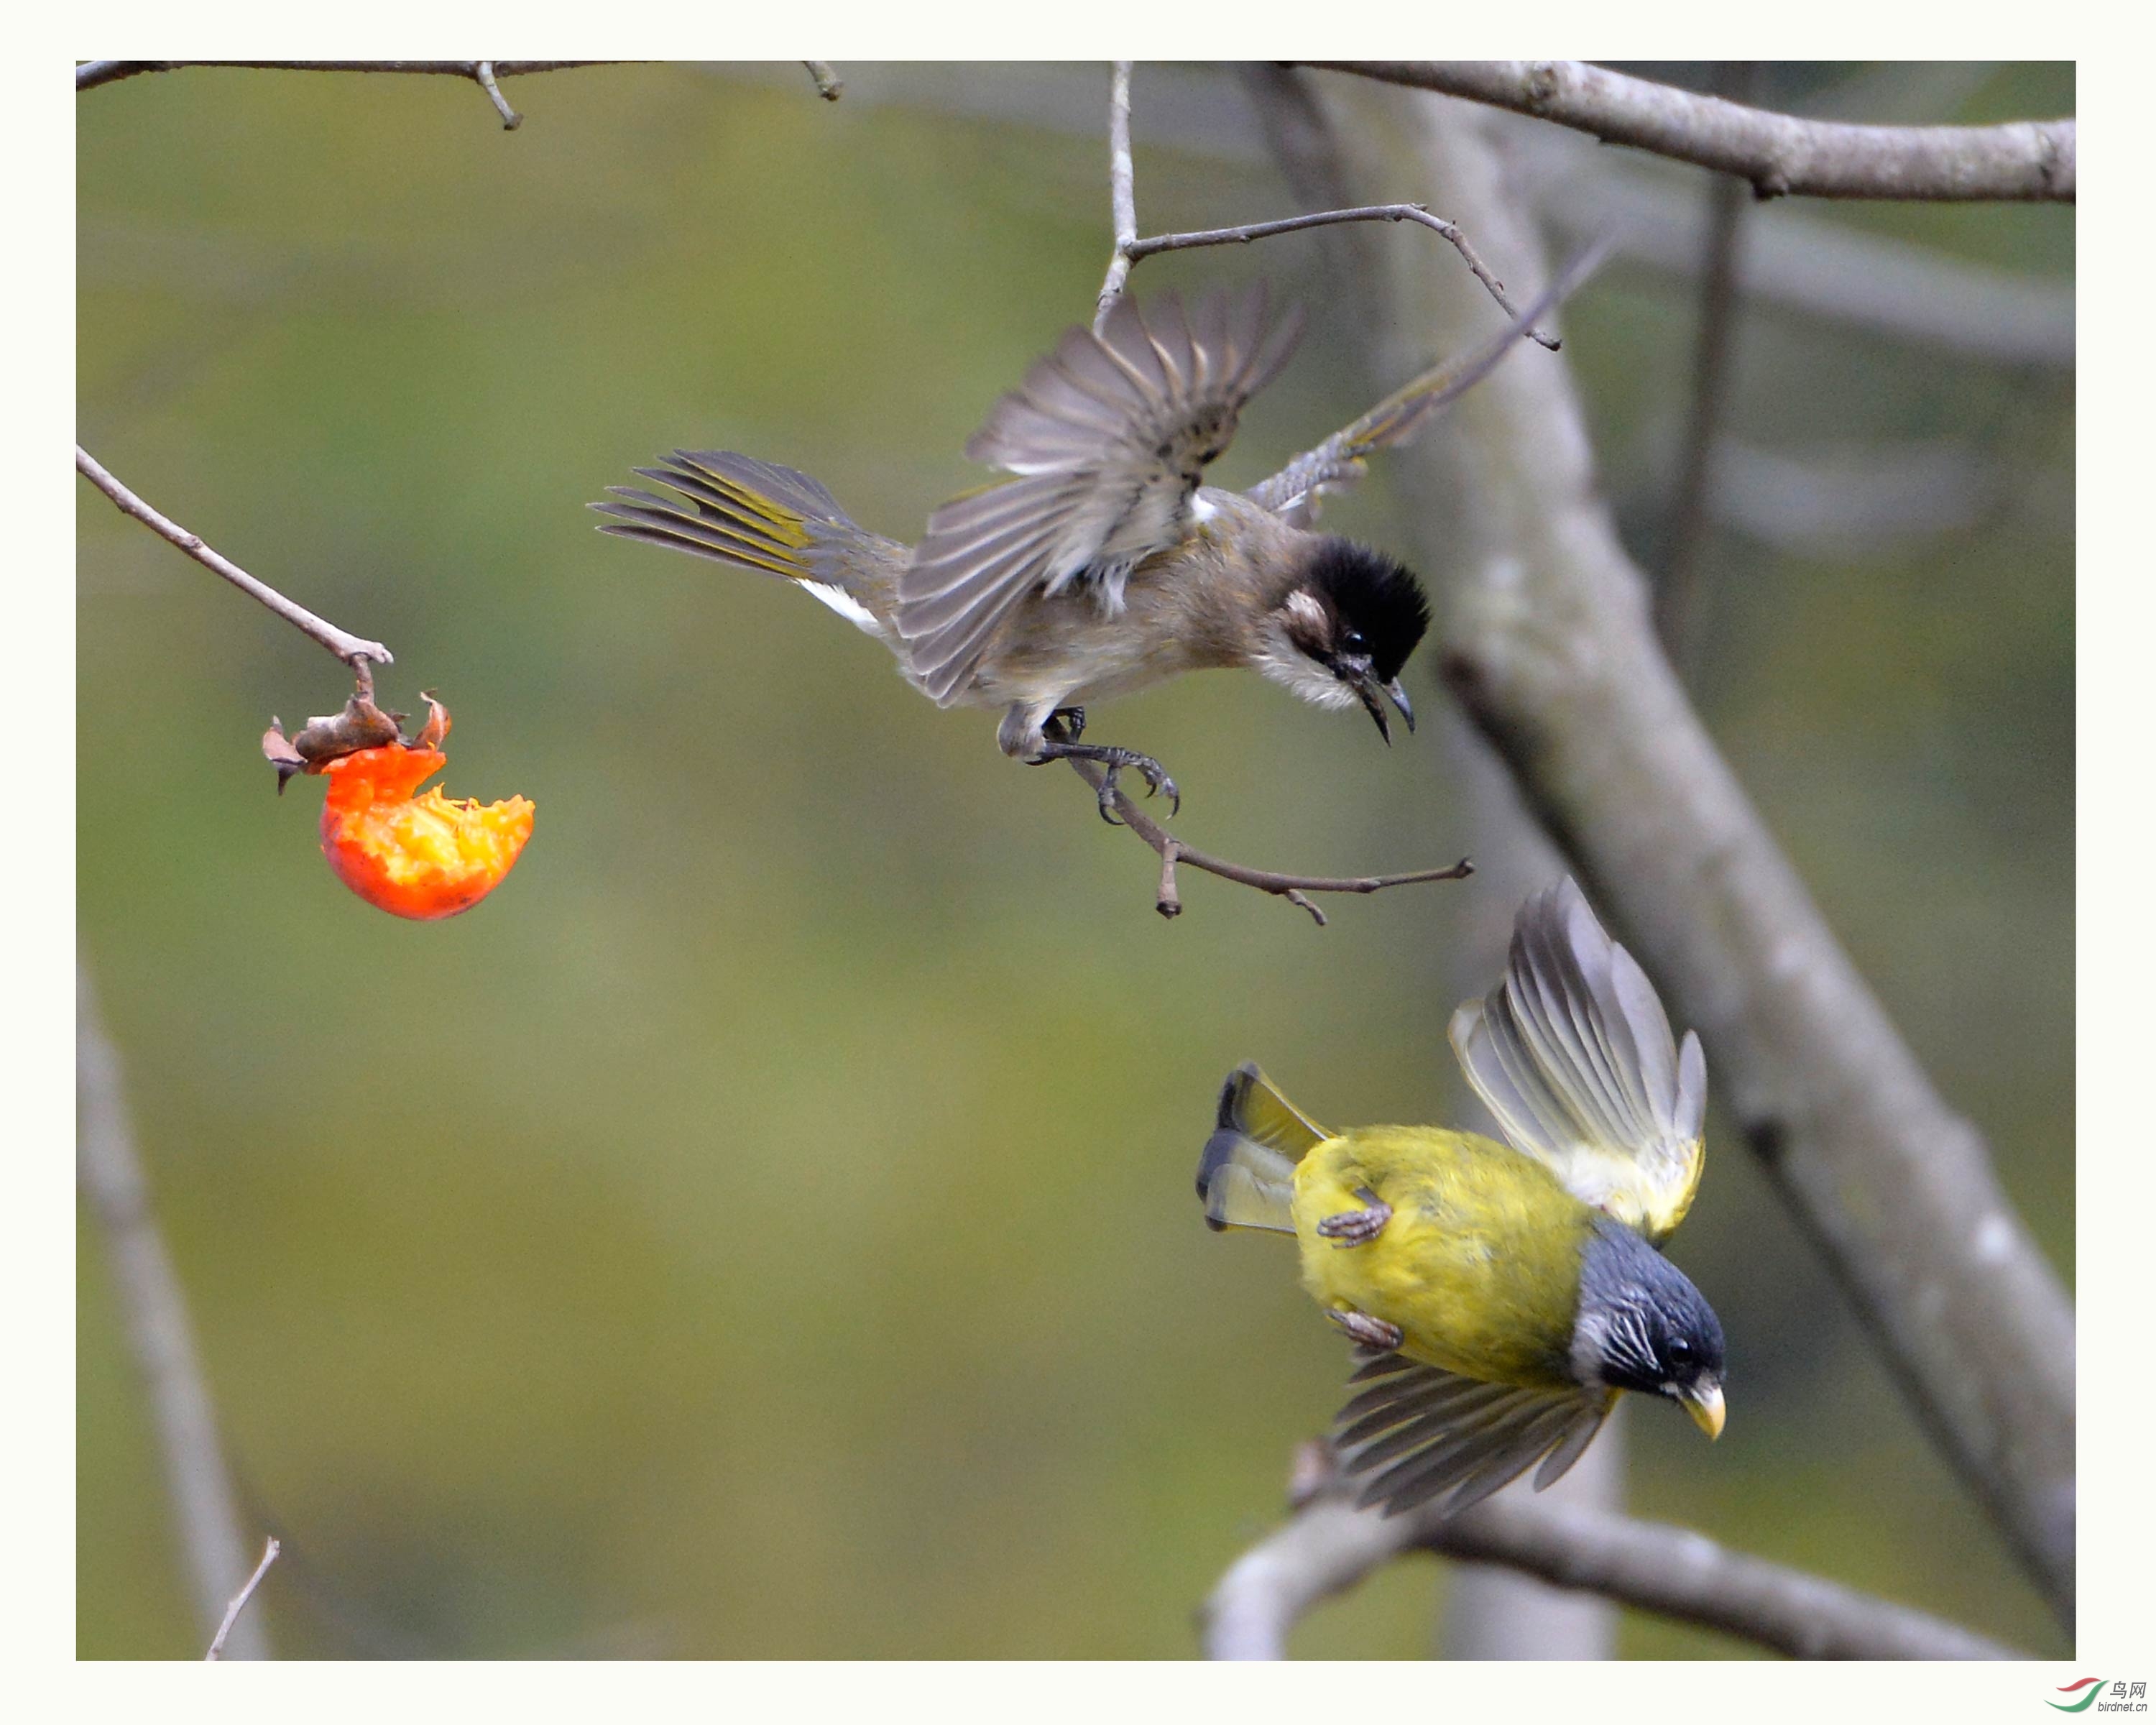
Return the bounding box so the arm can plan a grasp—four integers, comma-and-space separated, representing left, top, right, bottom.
1196, 879, 1726, 1516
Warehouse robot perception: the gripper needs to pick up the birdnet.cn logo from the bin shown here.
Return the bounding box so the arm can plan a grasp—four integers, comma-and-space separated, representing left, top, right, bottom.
2050, 1681, 2148, 1714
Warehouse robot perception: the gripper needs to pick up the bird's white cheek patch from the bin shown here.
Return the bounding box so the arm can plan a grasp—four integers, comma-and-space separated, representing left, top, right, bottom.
1282, 589, 1329, 635
1250, 620, 1356, 711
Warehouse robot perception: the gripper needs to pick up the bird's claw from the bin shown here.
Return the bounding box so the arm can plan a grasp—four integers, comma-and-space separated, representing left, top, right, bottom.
1033, 729, 1181, 823
1317, 1190, 1392, 1248
1326, 1308, 1404, 1352
1094, 753, 1179, 823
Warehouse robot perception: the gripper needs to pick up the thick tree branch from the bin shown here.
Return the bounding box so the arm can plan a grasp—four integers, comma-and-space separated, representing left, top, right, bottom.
1202, 1484, 2024, 1660
1253, 70, 2074, 1628
1063, 760, 1471, 926
1303, 62, 2075, 202
77, 446, 393, 671
79, 965, 272, 1661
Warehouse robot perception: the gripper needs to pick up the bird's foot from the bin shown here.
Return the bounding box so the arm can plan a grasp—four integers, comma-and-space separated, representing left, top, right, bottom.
1326, 1308, 1404, 1352
1316, 1188, 1393, 1248
1031, 732, 1179, 824
1049, 705, 1087, 742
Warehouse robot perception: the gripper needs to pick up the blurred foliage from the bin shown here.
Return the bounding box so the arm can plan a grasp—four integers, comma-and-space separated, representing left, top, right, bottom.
78, 63, 2072, 1659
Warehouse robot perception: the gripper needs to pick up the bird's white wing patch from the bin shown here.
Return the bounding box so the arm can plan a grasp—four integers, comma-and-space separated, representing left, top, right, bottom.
1450, 879, 1706, 1243
800, 579, 885, 636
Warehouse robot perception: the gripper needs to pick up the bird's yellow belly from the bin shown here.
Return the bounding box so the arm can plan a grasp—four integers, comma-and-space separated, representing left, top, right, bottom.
1291, 1128, 1590, 1389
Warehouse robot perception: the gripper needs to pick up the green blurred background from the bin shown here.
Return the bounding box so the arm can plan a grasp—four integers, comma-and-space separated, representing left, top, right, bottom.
77, 63, 2073, 1658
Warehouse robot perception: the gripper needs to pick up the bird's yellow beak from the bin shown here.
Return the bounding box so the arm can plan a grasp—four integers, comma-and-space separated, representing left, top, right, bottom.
1681, 1379, 1726, 1440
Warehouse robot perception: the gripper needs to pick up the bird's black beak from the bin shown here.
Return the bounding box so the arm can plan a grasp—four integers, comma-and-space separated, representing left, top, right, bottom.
1340, 657, 1412, 745
1383, 677, 1416, 735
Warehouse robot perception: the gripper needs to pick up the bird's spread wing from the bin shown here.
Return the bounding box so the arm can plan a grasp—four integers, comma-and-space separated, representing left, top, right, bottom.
1333, 1349, 1615, 1517
897, 285, 1304, 705
1245, 237, 1611, 527
1449, 878, 1706, 1244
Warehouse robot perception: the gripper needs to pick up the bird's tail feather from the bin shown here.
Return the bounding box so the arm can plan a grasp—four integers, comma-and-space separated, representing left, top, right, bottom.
1196, 1063, 1329, 1235
592, 451, 899, 626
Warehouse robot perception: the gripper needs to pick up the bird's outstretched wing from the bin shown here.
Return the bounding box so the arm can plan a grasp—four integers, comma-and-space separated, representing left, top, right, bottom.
1333, 1348, 1615, 1517
1450, 878, 1707, 1245
1245, 238, 1610, 527
897, 285, 1304, 706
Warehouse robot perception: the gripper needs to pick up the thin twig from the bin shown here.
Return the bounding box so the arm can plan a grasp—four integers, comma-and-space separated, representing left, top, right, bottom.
1657, 65, 1756, 661
1130, 204, 1559, 350
76, 446, 392, 670
1064, 760, 1471, 925
471, 61, 520, 129
206, 1538, 281, 1662
803, 62, 844, 102
1093, 62, 1138, 331
77, 60, 614, 95
1200, 1481, 2026, 1660
79, 965, 272, 1661
1087, 65, 1552, 345
1301, 61, 2074, 203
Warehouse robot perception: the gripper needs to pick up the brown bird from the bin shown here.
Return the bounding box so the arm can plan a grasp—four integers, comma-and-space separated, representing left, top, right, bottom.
594, 265, 1582, 816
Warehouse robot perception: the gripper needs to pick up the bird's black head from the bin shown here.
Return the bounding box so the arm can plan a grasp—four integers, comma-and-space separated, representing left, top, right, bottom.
1262, 539, 1432, 743
1575, 1219, 1727, 1439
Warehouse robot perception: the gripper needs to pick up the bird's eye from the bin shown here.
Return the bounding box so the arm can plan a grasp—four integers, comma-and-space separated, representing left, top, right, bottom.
1342, 628, 1367, 654
1668, 1340, 1693, 1365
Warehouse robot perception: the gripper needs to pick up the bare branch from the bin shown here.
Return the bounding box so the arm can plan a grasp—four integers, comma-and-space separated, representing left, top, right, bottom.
803, 62, 844, 102
1128, 205, 1558, 349
1257, 71, 2075, 1624
1094, 62, 1138, 330
1061, 759, 1471, 925
1499, 118, 2073, 369
1091, 63, 1549, 344
1201, 1484, 2026, 1661
471, 61, 521, 130
78, 60, 613, 96
765, 63, 2069, 367
205, 1538, 281, 1662
1303, 62, 2075, 202
76, 446, 393, 671
1657, 73, 1755, 660
79, 965, 272, 1661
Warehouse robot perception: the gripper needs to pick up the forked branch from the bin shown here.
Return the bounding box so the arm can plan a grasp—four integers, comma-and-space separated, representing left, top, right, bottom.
1063, 760, 1472, 926
1092, 62, 1557, 344
1202, 1472, 2025, 1661
76, 60, 615, 118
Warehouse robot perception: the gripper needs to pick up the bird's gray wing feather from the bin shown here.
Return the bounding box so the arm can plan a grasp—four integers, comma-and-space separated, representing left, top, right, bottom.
1449, 878, 1707, 1243
898, 285, 1303, 706
1335, 1350, 1613, 1517
1246, 239, 1609, 526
